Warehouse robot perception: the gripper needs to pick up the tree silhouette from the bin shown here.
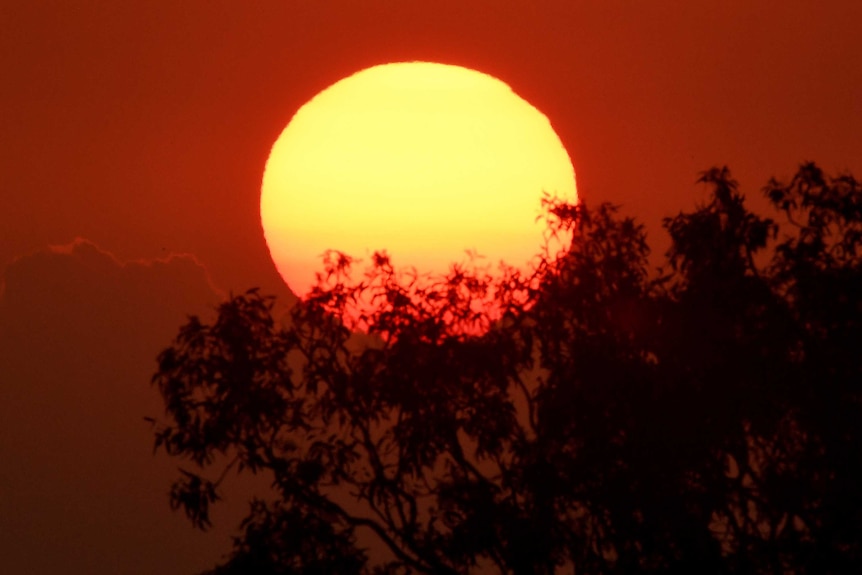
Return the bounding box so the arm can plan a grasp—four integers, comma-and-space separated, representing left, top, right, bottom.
149, 163, 862, 574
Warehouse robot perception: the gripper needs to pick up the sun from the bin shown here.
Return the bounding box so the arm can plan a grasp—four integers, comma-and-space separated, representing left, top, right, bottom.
261, 61, 577, 313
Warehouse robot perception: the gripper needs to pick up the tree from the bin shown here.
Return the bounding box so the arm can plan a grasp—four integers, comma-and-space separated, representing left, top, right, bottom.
149, 163, 862, 574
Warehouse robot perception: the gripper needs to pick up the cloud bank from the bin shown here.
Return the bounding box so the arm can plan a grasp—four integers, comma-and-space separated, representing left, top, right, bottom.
0, 239, 251, 575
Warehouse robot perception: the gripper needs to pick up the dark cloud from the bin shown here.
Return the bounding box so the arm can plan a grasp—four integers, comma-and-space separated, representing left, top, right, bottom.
0, 239, 251, 575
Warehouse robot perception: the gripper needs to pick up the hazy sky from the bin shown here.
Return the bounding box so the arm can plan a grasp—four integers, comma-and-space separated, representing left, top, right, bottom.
1, 1, 860, 573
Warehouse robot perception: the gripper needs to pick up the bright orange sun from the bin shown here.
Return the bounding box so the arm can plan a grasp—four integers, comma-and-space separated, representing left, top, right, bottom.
261, 61, 577, 310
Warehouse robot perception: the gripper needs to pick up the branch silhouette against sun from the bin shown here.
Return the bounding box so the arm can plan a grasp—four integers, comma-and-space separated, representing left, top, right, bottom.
148, 163, 862, 574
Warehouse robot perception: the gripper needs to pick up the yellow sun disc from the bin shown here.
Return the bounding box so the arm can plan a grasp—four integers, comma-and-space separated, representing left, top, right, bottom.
261, 61, 577, 303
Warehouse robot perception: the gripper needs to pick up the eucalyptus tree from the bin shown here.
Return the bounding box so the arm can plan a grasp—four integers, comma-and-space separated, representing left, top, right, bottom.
149, 163, 862, 574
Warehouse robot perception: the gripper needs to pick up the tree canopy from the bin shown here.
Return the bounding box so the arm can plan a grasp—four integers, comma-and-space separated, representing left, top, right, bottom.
149, 163, 862, 574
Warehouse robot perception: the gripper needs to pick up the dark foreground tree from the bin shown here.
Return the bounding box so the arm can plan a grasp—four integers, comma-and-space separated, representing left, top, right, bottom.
149, 163, 862, 574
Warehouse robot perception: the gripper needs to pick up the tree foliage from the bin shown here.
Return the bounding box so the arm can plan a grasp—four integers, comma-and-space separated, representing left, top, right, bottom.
150, 163, 862, 574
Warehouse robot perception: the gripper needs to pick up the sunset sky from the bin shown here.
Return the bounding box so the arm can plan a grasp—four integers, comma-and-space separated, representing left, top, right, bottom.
1, 1, 860, 573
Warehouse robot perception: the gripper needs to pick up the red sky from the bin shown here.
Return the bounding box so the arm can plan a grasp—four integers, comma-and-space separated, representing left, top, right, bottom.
1, 1, 860, 573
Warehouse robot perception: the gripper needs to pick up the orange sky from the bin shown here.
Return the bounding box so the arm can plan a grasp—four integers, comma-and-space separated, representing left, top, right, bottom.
1, 1, 860, 573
